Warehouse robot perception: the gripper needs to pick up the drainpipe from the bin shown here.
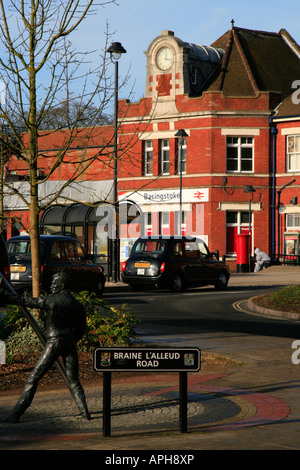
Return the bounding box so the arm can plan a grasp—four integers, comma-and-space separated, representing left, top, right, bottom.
269, 116, 278, 261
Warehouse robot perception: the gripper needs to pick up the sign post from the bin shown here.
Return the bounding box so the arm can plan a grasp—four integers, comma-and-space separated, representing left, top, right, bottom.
179, 371, 188, 433
93, 347, 201, 436
103, 372, 111, 437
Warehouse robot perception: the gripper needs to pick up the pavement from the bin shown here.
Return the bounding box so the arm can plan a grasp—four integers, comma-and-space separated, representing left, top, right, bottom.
0, 265, 300, 453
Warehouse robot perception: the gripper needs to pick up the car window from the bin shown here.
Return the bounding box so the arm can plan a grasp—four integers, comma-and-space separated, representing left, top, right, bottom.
171, 241, 183, 258
50, 241, 66, 261
7, 241, 30, 255
199, 240, 209, 258
184, 240, 200, 258
64, 241, 76, 261
133, 240, 167, 255
7, 240, 45, 257
74, 242, 85, 260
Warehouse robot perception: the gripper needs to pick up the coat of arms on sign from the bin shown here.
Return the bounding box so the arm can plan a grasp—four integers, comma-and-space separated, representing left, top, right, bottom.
101, 352, 111, 367
184, 353, 194, 366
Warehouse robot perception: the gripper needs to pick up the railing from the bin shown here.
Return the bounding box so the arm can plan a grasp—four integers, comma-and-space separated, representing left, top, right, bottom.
222, 253, 300, 268
278, 254, 300, 266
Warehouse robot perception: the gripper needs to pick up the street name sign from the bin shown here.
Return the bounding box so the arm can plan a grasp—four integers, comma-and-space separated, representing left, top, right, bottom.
93, 347, 201, 372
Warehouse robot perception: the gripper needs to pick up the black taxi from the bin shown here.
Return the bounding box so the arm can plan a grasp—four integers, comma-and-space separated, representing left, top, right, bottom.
6, 235, 106, 295
121, 236, 230, 292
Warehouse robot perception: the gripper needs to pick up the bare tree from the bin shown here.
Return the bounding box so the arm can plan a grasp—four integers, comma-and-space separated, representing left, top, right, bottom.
38, 101, 112, 129
0, 0, 124, 296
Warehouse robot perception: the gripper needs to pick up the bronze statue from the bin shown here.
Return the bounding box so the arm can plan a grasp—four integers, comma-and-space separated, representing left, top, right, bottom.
1, 272, 91, 423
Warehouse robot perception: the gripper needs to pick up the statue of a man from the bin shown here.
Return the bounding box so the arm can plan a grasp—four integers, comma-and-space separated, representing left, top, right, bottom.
1, 271, 91, 423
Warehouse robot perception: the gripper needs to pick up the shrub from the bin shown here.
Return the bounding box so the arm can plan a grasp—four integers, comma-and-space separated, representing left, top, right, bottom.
1, 305, 44, 361
75, 291, 140, 351
0, 304, 27, 340
5, 324, 43, 359
0, 291, 140, 362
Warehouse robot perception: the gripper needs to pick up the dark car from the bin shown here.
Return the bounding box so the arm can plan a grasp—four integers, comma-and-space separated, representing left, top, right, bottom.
121, 236, 230, 292
6, 235, 106, 295
0, 234, 10, 282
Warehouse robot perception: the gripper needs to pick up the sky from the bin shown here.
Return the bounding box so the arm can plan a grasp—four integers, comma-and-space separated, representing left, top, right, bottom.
2, 0, 300, 114
69, 0, 300, 105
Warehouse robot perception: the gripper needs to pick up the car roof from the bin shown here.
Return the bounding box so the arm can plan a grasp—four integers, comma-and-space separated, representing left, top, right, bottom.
135, 236, 201, 242
7, 235, 78, 242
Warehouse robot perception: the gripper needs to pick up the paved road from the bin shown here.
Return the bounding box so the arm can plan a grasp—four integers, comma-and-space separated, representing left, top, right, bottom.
104, 272, 300, 352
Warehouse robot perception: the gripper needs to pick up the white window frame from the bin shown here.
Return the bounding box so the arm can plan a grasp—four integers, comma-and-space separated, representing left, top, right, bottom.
226, 210, 253, 255
226, 136, 254, 173
286, 135, 300, 172
177, 137, 186, 175
144, 211, 152, 236
143, 140, 153, 176
159, 211, 170, 235
286, 213, 300, 230
226, 211, 251, 231
161, 139, 170, 175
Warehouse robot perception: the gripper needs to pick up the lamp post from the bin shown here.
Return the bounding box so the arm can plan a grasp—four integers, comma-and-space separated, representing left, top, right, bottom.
269, 119, 278, 261
244, 185, 256, 272
107, 42, 126, 282
175, 129, 188, 236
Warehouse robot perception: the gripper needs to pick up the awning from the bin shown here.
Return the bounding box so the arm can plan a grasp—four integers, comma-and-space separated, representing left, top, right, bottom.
4, 180, 113, 210
40, 203, 97, 227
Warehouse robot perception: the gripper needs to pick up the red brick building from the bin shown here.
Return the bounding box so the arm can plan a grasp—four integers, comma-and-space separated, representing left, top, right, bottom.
4, 24, 300, 273
271, 92, 300, 262
115, 25, 300, 270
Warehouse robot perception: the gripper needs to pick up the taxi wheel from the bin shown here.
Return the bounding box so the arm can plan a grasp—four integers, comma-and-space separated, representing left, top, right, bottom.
170, 274, 185, 293
95, 276, 105, 296
214, 272, 228, 290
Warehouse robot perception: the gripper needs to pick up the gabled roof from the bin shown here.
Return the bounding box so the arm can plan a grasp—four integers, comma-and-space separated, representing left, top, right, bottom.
272, 92, 300, 120
208, 23, 300, 100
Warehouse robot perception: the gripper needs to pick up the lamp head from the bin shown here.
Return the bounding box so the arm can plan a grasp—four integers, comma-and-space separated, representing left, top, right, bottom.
175, 129, 188, 138
244, 185, 256, 194
107, 42, 127, 61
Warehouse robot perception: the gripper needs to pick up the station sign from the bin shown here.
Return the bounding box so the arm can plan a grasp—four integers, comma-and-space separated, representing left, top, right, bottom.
93, 347, 201, 372
118, 188, 209, 204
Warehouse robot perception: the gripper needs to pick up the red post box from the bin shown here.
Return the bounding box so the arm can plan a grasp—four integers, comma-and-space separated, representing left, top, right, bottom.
236, 233, 250, 272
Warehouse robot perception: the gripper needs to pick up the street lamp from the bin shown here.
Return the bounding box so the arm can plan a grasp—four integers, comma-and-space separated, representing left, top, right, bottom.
244, 185, 256, 272
175, 129, 188, 235
107, 42, 126, 282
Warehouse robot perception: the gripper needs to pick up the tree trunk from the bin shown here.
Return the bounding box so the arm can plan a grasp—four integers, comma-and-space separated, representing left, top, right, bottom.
29, 181, 41, 298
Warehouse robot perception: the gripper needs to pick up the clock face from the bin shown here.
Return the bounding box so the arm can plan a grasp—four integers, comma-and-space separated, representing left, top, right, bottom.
156, 47, 174, 71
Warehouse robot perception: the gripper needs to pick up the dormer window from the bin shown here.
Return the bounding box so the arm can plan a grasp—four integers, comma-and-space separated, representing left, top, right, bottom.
191, 66, 198, 85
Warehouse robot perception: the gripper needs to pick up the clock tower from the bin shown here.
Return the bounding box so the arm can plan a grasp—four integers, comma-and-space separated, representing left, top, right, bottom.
144, 30, 224, 105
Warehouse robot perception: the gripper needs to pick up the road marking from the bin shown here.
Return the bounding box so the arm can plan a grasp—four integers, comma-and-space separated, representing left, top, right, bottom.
181, 290, 251, 296
233, 300, 254, 314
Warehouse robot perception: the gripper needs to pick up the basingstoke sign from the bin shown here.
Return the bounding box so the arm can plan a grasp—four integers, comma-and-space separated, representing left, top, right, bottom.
118, 188, 209, 204
93, 347, 201, 372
